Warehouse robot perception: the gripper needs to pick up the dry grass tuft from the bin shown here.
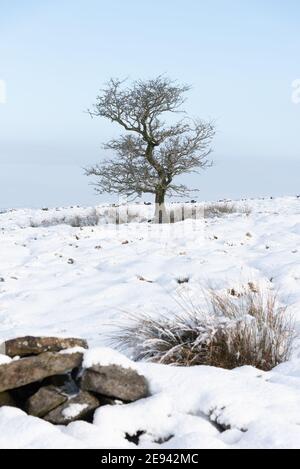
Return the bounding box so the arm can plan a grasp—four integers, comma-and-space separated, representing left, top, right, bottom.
204, 202, 251, 218
110, 287, 295, 371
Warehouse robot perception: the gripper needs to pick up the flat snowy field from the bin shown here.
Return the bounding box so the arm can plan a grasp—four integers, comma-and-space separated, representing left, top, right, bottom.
0, 196, 300, 449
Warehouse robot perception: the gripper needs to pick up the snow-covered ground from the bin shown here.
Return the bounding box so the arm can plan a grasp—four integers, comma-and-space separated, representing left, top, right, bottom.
0, 196, 300, 449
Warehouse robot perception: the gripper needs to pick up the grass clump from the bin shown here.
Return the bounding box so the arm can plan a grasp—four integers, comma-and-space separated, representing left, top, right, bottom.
111, 287, 294, 371
204, 202, 251, 218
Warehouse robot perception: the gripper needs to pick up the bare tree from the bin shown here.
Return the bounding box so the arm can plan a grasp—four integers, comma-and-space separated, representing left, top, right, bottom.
85, 76, 215, 222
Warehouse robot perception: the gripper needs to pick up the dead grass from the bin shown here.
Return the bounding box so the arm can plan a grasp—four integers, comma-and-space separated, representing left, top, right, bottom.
29, 210, 100, 228
110, 287, 295, 371
204, 202, 251, 218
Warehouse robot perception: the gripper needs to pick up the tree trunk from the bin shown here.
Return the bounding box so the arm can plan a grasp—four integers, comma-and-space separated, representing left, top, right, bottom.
154, 189, 168, 224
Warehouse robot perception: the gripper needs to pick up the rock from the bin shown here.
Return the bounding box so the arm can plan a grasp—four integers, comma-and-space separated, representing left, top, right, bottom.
10, 381, 42, 408
2, 336, 88, 358
0, 391, 17, 407
126, 430, 146, 445
26, 386, 68, 418
43, 391, 100, 425
81, 364, 149, 402
0, 352, 83, 393
43, 374, 79, 395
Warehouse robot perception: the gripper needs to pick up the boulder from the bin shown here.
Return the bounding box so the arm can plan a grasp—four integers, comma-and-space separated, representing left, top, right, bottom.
81, 364, 149, 402
0, 352, 83, 393
2, 336, 88, 358
10, 381, 42, 408
0, 391, 17, 408
43, 391, 100, 425
26, 386, 68, 418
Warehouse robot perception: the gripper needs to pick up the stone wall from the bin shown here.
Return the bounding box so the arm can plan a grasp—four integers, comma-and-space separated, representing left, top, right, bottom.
0, 336, 149, 425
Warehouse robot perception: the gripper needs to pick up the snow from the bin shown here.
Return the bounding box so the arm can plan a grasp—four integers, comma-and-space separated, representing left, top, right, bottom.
62, 404, 89, 420
0, 407, 86, 449
0, 354, 11, 365
1, 356, 300, 449
59, 346, 87, 355
0, 196, 300, 449
83, 347, 139, 370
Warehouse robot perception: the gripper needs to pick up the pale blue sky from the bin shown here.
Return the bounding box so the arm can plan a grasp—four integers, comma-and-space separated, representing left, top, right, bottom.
0, 0, 299, 208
